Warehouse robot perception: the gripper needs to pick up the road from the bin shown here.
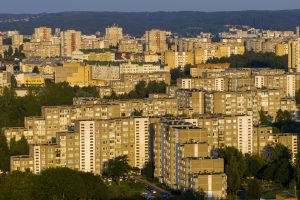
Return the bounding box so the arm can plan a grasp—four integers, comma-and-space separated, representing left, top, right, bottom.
134, 176, 171, 199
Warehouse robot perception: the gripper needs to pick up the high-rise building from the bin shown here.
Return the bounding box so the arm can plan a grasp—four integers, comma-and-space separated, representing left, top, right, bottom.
154, 119, 227, 198
33, 27, 52, 41
61, 30, 82, 57
145, 29, 167, 53
105, 25, 123, 47
12, 34, 24, 47
288, 38, 300, 72
164, 51, 194, 69
296, 26, 300, 37
11, 117, 151, 174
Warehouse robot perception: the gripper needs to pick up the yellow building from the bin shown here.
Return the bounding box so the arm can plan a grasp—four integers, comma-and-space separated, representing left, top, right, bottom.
119, 37, 143, 53
288, 39, 300, 73
164, 51, 194, 69
105, 25, 123, 46
154, 119, 227, 198
88, 52, 115, 61
61, 30, 82, 57
145, 29, 167, 53
54, 62, 105, 86
275, 42, 288, 56
12, 34, 24, 47
33, 27, 52, 42
15, 73, 45, 87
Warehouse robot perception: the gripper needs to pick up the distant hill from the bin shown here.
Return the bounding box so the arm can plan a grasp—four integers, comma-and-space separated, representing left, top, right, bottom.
0, 10, 299, 36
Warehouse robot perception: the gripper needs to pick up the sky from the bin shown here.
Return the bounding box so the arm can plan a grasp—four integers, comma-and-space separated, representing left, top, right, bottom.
0, 0, 299, 13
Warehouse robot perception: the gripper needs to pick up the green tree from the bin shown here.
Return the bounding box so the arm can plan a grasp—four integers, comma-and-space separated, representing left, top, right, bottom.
32, 66, 40, 74
131, 109, 143, 116
226, 157, 241, 194
217, 146, 246, 177
11, 75, 18, 88
263, 144, 293, 186
0, 132, 10, 172
263, 162, 277, 181
296, 153, 300, 187
183, 64, 193, 76
104, 155, 132, 182
134, 81, 147, 98
0, 171, 35, 200
244, 154, 265, 177
170, 68, 186, 84
275, 109, 285, 123
246, 179, 262, 199
207, 51, 287, 69
259, 110, 272, 126
275, 161, 293, 187
79, 172, 108, 200
38, 82, 74, 106
143, 161, 155, 181
7, 46, 14, 58
296, 90, 300, 104
33, 168, 86, 200
179, 189, 205, 200
10, 135, 29, 156
147, 81, 166, 94
271, 143, 291, 162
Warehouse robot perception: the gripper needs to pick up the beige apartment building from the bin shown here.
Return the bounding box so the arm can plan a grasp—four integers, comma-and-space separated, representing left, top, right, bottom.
145, 29, 167, 53
289, 38, 300, 73
0, 71, 11, 88
73, 97, 180, 117
176, 89, 205, 115
80, 35, 106, 50
204, 89, 296, 125
11, 144, 60, 174
185, 115, 253, 154
12, 34, 24, 47
61, 30, 82, 57
118, 37, 143, 53
108, 72, 171, 95
164, 51, 194, 69
4, 103, 121, 144
11, 117, 152, 174
253, 126, 299, 162
153, 119, 227, 198
254, 73, 300, 97
194, 43, 244, 64
105, 25, 123, 47
54, 62, 106, 86
33, 27, 52, 42
23, 38, 61, 58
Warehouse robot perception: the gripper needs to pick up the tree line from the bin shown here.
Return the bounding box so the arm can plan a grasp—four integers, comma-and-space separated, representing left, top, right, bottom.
207, 51, 288, 69
104, 80, 167, 99
260, 109, 300, 133
1, 45, 26, 61
0, 167, 146, 200
0, 82, 99, 131
218, 144, 300, 199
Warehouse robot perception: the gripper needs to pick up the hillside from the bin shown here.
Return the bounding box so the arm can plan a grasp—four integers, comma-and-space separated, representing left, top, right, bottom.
0, 10, 299, 36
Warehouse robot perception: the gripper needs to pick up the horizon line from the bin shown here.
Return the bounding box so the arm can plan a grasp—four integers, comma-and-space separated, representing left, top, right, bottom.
0, 8, 300, 15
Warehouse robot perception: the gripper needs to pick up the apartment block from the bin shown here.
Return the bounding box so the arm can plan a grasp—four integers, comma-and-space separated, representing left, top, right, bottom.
204, 90, 296, 125
145, 29, 167, 53
176, 89, 205, 115
61, 30, 82, 57
153, 119, 227, 198
186, 115, 253, 154
164, 51, 194, 69
0, 71, 11, 87
11, 117, 152, 174
105, 25, 123, 47
288, 38, 300, 73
